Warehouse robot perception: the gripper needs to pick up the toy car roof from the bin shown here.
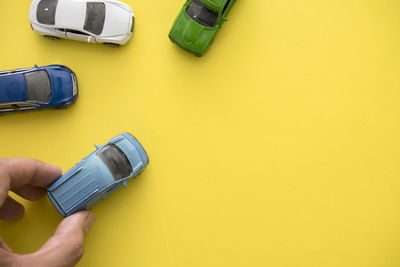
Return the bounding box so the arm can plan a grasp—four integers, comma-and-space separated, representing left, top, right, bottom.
199, 0, 227, 11
55, 0, 87, 30
0, 74, 26, 103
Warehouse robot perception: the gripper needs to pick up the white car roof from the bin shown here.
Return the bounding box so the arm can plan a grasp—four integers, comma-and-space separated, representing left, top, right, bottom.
55, 0, 87, 30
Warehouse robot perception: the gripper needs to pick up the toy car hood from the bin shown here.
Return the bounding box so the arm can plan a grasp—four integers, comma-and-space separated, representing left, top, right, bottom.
101, 1, 132, 37
169, 12, 217, 55
110, 133, 149, 168
0, 74, 26, 103
47, 66, 77, 105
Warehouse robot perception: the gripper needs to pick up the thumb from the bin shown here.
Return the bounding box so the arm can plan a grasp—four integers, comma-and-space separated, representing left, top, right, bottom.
16, 211, 95, 267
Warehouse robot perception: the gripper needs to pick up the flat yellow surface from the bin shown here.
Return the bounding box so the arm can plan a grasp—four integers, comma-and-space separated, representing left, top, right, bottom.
1, 0, 400, 266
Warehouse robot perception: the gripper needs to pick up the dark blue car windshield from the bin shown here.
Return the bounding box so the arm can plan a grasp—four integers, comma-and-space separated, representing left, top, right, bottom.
186, 0, 218, 28
24, 70, 51, 103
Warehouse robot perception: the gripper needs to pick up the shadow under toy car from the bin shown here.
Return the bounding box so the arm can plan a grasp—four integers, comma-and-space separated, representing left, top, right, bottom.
47, 133, 149, 217
169, 0, 236, 56
0, 64, 78, 114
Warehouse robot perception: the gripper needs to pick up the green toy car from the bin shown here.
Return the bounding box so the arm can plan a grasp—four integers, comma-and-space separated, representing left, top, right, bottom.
168, 0, 236, 56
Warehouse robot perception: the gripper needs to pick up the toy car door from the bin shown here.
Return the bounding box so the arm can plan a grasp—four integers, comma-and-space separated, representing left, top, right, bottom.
53, 28, 68, 39
0, 104, 16, 113
13, 103, 41, 111
221, 0, 236, 23
65, 29, 94, 43
0, 67, 33, 75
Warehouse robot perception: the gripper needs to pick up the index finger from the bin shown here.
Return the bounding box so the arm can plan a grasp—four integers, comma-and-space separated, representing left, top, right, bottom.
0, 158, 62, 207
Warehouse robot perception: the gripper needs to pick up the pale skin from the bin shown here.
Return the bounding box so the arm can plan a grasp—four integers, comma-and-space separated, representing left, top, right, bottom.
0, 158, 95, 267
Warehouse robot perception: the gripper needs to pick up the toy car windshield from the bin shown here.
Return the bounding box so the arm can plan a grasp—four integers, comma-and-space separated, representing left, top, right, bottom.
186, 0, 218, 28
84, 2, 106, 35
37, 0, 58, 25
98, 143, 132, 180
24, 70, 51, 103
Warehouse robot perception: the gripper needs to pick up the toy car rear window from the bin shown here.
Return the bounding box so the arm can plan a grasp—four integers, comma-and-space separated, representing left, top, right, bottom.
24, 70, 51, 103
186, 0, 218, 28
98, 144, 132, 181
37, 0, 58, 25
84, 2, 106, 35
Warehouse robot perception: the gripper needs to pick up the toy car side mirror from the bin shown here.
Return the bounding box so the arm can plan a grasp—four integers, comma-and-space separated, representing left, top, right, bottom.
94, 144, 101, 149
223, 17, 228, 21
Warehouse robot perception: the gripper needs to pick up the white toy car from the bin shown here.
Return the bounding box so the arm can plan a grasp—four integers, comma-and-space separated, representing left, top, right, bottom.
29, 0, 135, 46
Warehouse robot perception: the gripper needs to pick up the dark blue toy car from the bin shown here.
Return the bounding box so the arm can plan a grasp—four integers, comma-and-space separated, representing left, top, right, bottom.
47, 133, 149, 217
0, 64, 78, 113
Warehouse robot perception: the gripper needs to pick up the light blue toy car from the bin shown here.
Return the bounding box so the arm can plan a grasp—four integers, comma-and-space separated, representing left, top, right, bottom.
47, 133, 149, 217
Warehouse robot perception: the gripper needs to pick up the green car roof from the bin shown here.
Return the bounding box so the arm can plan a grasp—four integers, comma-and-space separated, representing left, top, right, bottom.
201, 0, 226, 11
169, 0, 236, 56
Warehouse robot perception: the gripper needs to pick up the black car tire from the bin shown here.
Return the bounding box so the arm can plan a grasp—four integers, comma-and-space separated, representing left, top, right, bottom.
103, 42, 120, 47
44, 35, 60, 40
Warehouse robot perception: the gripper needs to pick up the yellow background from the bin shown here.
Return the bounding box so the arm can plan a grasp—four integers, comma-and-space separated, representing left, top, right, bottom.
1, 0, 400, 266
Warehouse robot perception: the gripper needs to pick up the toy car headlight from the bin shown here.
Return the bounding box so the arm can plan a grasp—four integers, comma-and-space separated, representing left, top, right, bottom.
130, 16, 135, 33
71, 73, 78, 96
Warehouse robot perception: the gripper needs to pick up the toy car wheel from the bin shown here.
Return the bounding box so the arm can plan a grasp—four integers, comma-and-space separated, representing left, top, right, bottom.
44, 35, 60, 40
54, 106, 67, 110
103, 42, 120, 47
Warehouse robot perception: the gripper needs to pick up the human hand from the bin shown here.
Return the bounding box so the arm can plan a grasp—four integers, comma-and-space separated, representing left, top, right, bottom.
0, 158, 95, 267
